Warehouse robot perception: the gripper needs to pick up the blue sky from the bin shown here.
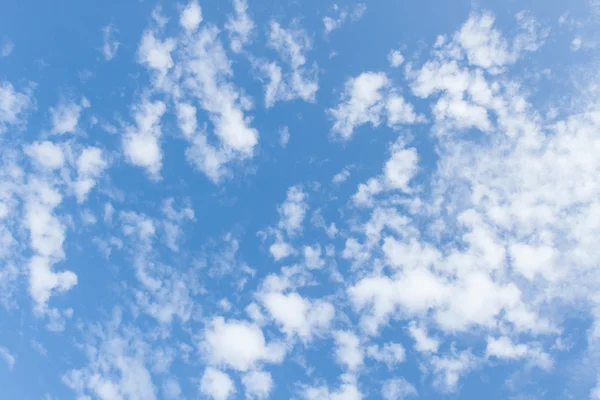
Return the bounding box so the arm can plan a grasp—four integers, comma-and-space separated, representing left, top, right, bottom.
1, 0, 600, 399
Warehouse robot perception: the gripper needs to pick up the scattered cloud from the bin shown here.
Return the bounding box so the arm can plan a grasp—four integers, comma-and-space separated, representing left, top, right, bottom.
323, 3, 367, 35
101, 24, 119, 61
225, 0, 254, 53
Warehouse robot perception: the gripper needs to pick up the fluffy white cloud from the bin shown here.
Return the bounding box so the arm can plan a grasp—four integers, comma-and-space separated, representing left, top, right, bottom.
277, 185, 308, 235
25, 141, 64, 170
225, 0, 254, 52
258, 283, 334, 342
122, 100, 166, 178
486, 336, 552, 370
383, 145, 418, 192
332, 167, 351, 184
180, 1, 202, 32
333, 330, 363, 371
329, 72, 388, 139
387, 49, 404, 67
25, 180, 77, 318
408, 323, 439, 353
304, 244, 324, 269
330, 72, 423, 139
242, 370, 273, 399
352, 141, 418, 207
302, 381, 363, 400
386, 94, 424, 126
381, 378, 417, 400
200, 367, 235, 400
138, 30, 176, 74
175, 102, 197, 138
456, 11, 546, 73
201, 317, 286, 371
260, 21, 318, 107
366, 342, 406, 369
0, 81, 32, 132
172, 25, 258, 182
185, 28, 258, 153
74, 146, 107, 203
430, 350, 477, 393
7, 5, 600, 400
63, 312, 157, 400
50, 99, 85, 135
509, 243, 558, 281
269, 238, 294, 261
163, 378, 182, 399
161, 198, 194, 252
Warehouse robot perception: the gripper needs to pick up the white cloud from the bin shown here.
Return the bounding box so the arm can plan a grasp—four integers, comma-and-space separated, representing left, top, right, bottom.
260, 21, 318, 107
101, 24, 120, 61
161, 198, 194, 252
408, 323, 439, 353
259, 284, 335, 342
50, 99, 87, 135
180, 1, 202, 32
571, 37, 582, 51
323, 3, 367, 35
486, 336, 552, 370
330, 72, 422, 139
242, 370, 273, 399
0, 81, 32, 132
163, 378, 182, 399
279, 125, 290, 148
385, 94, 424, 126
333, 330, 363, 371
352, 178, 382, 208
456, 12, 513, 72
352, 141, 418, 207
383, 145, 418, 192
74, 146, 107, 203
278, 185, 308, 235
176, 102, 197, 138
304, 244, 324, 269
509, 243, 558, 281
381, 378, 417, 400
138, 30, 176, 74
0, 346, 15, 370
329, 72, 388, 139
366, 342, 406, 369
456, 11, 547, 73
122, 99, 166, 178
175, 25, 258, 182
332, 167, 351, 184
486, 336, 527, 359
431, 350, 477, 393
225, 0, 254, 53
25, 141, 65, 170
119, 210, 194, 325
302, 381, 363, 400
200, 367, 235, 400
269, 238, 295, 261
185, 27, 258, 153
63, 312, 157, 400
201, 317, 286, 371
387, 49, 404, 67
25, 180, 77, 316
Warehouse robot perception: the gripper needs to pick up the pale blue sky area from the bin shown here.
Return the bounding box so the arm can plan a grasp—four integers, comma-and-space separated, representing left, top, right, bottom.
1, 0, 600, 399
